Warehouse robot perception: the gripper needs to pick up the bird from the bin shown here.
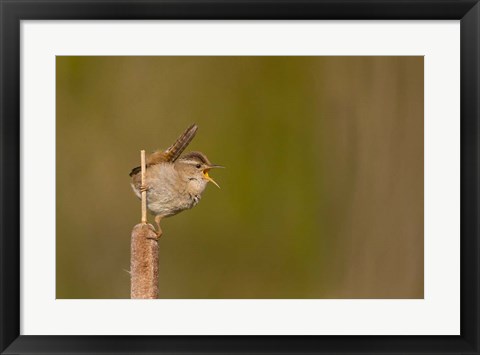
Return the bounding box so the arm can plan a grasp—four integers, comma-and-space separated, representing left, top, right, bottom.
129, 124, 222, 239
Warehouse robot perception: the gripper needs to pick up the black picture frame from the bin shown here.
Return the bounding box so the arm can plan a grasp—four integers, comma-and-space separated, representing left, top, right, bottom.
1, 1, 479, 354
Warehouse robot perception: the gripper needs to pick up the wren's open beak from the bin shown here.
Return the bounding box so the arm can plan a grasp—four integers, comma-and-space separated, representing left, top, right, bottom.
203, 164, 224, 189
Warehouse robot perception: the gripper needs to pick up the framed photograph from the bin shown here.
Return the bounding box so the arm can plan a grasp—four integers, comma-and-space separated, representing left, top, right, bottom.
1, 0, 479, 354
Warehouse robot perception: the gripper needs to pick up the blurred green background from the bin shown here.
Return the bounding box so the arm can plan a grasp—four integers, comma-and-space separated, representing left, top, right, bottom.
56, 56, 424, 299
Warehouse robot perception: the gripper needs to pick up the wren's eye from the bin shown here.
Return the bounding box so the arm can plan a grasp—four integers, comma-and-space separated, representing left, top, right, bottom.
195, 164, 201, 169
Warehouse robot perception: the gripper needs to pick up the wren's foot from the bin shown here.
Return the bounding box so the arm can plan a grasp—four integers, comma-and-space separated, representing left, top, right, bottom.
146, 224, 162, 241
140, 184, 148, 193
146, 215, 163, 241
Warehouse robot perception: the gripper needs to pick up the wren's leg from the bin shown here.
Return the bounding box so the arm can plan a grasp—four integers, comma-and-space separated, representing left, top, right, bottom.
155, 215, 163, 238
147, 215, 163, 240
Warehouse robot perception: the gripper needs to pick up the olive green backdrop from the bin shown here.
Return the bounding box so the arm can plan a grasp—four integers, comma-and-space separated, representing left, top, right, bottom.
56, 56, 424, 299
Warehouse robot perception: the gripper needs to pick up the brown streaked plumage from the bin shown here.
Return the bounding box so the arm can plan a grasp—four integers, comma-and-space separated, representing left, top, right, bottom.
130, 124, 223, 239
129, 123, 198, 177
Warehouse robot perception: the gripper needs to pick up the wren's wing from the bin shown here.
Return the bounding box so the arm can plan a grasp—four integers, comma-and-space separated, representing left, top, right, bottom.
129, 124, 198, 177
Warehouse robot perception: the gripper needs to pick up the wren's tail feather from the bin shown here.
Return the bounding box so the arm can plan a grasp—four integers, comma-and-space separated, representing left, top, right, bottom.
129, 124, 198, 177
162, 123, 198, 163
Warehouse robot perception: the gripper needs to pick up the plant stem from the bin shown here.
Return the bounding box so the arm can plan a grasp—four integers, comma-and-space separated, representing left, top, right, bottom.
131, 150, 159, 299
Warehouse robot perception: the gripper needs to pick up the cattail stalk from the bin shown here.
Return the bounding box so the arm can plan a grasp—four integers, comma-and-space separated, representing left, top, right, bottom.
131, 150, 159, 299
141, 150, 147, 224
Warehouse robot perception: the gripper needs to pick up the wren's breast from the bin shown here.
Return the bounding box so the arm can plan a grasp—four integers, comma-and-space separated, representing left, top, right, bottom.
192, 194, 201, 207
147, 189, 199, 217
143, 164, 200, 218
